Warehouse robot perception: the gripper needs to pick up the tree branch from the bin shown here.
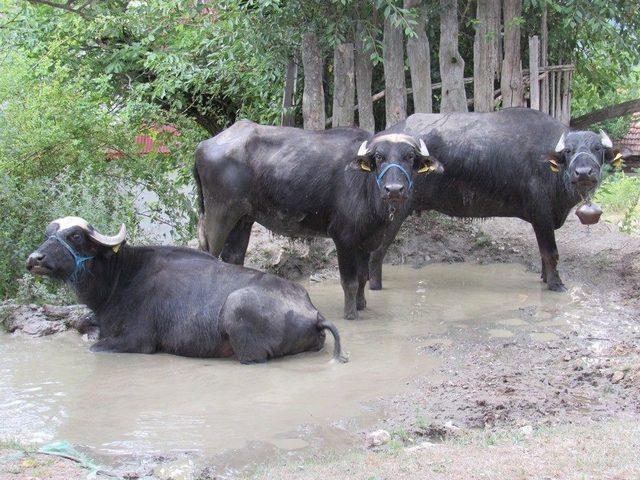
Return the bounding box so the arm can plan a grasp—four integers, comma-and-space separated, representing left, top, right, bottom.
570, 99, 640, 129
26, 0, 92, 18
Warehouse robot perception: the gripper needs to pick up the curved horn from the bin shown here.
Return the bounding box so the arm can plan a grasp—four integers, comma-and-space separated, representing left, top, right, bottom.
419, 138, 430, 157
357, 140, 369, 157
600, 130, 613, 149
88, 223, 127, 247
554, 133, 566, 153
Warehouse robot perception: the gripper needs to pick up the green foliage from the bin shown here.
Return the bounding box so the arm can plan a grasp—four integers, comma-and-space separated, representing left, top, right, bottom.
594, 169, 640, 235
0, 171, 140, 300
572, 64, 640, 138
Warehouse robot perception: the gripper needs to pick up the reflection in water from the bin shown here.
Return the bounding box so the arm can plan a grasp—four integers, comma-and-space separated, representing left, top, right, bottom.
0, 263, 581, 458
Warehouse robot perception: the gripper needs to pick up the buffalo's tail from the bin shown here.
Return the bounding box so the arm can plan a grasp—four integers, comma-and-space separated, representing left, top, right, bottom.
318, 314, 349, 363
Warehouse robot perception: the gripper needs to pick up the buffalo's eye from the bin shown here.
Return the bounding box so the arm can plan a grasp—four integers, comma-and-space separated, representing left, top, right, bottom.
594, 144, 602, 151
374, 153, 384, 164
564, 147, 572, 155
70, 232, 82, 242
406, 152, 415, 161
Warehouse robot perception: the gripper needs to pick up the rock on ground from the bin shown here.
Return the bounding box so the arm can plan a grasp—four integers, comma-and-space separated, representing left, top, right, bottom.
0, 302, 95, 337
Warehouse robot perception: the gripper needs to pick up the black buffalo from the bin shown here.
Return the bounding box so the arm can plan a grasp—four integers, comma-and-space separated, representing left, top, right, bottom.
369, 108, 624, 292
26, 217, 347, 363
193, 121, 441, 319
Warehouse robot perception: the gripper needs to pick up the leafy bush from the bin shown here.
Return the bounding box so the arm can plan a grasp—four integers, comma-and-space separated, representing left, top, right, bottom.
0, 171, 142, 301
594, 170, 640, 235
0, 50, 201, 302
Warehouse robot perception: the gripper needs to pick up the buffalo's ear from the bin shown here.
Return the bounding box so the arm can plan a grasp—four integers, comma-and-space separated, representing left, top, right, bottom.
356, 140, 373, 172
546, 132, 567, 173
545, 152, 565, 173
605, 147, 631, 169
416, 139, 443, 174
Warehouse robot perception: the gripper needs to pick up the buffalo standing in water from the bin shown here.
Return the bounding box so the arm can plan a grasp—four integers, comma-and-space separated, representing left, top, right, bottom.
26, 217, 347, 363
369, 108, 625, 292
193, 122, 441, 319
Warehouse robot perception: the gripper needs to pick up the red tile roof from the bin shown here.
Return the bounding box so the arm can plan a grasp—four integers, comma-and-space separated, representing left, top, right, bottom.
619, 113, 640, 154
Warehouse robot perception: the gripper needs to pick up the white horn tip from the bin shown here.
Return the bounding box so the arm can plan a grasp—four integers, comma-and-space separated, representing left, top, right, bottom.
419, 138, 430, 156
600, 130, 613, 149
357, 140, 369, 157
554, 133, 566, 153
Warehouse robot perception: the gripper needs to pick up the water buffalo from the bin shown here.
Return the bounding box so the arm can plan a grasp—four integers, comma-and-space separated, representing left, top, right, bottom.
369, 108, 624, 292
193, 121, 442, 319
26, 217, 347, 363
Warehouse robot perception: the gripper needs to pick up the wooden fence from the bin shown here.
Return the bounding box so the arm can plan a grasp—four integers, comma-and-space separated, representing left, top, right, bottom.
286, 35, 576, 128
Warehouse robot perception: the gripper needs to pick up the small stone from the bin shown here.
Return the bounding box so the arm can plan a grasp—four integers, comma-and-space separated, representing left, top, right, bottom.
406, 441, 436, 453
365, 429, 391, 448
520, 425, 534, 436
611, 371, 625, 384
154, 459, 195, 480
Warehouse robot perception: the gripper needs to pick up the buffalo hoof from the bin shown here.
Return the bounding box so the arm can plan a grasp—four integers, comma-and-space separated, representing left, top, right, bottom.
344, 311, 358, 320
356, 297, 366, 310
369, 280, 382, 291
548, 282, 567, 292
332, 353, 350, 364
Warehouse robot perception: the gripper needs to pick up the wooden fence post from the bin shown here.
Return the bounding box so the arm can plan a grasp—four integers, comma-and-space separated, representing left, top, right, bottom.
332, 43, 355, 128
281, 59, 298, 126
528, 36, 540, 110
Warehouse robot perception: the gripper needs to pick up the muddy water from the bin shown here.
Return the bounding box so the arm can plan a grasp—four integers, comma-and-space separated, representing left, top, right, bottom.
0, 263, 582, 462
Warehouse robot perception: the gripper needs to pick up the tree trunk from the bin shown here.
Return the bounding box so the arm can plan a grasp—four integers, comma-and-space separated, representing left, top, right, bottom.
281, 58, 298, 126
332, 43, 356, 128
383, 15, 407, 127
500, 0, 524, 108
354, 22, 375, 132
405, 0, 432, 113
439, 0, 468, 113
473, 0, 501, 112
301, 32, 326, 130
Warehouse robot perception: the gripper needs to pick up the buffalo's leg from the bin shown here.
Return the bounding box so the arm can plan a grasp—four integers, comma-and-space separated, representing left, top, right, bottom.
356, 250, 370, 310
90, 336, 155, 354
335, 242, 360, 320
369, 214, 406, 290
220, 216, 254, 265
532, 222, 566, 292
200, 205, 244, 257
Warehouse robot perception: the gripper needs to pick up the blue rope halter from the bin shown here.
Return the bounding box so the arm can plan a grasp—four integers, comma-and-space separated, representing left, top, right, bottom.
375, 163, 414, 191
50, 233, 94, 281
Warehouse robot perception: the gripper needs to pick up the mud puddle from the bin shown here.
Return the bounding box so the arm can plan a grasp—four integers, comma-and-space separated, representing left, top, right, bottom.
0, 263, 588, 471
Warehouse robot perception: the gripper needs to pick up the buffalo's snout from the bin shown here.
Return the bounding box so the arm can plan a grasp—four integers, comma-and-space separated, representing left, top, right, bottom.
26, 250, 50, 274
384, 182, 405, 199
571, 165, 598, 187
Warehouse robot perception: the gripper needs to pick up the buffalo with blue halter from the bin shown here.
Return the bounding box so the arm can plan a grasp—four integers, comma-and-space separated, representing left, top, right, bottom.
356, 133, 442, 220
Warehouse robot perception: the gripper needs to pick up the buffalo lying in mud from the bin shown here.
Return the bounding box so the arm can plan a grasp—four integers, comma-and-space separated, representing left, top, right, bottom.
369, 108, 626, 292
193, 121, 442, 319
26, 217, 347, 363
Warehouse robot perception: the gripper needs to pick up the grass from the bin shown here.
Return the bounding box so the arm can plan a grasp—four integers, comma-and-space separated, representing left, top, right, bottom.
594, 169, 640, 235
247, 421, 640, 480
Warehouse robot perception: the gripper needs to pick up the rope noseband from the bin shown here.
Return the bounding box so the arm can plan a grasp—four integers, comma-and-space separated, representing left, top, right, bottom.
375, 163, 414, 191
50, 233, 94, 281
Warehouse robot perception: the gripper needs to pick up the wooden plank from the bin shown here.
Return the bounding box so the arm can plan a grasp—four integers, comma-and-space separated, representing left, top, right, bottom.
555, 69, 562, 119
561, 69, 571, 125
528, 36, 540, 110
540, 5, 549, 114
332, 43, 355, 128
280, 58, 298, 126
550, 71, 556, 118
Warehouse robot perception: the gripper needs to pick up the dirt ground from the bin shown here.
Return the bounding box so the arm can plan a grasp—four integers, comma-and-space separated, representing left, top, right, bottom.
247, 213, 640, 479
2, 212, 639, 479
